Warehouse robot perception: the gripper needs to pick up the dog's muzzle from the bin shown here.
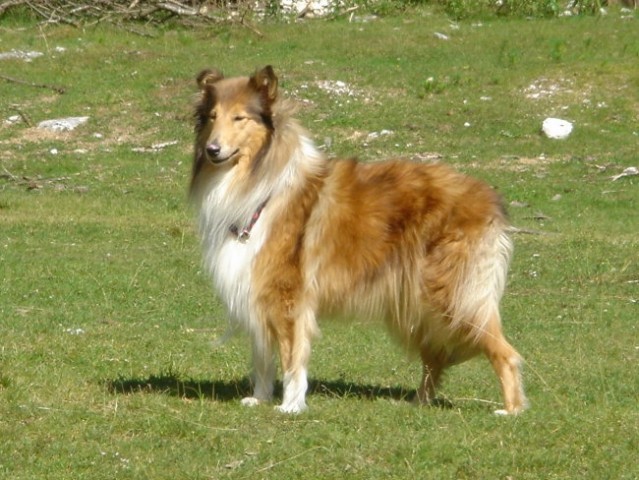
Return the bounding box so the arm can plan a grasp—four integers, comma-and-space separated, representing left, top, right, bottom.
205, 143, 239, 164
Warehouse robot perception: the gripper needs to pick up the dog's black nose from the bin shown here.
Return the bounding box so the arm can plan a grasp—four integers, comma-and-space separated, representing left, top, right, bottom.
206, 144, 221, 157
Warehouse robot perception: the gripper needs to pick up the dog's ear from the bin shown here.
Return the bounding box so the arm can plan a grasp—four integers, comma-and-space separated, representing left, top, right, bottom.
197, 69, 224, 90
250, 65, 278, 104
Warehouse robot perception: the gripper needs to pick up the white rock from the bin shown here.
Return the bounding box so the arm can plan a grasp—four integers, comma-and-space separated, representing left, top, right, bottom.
542, 117, 573, 139
366, 129, 393, 141
37, 116, 89, 132
0, 49, 43, 61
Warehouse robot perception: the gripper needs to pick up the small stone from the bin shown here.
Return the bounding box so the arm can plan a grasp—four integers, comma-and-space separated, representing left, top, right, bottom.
542, 117, 573, 139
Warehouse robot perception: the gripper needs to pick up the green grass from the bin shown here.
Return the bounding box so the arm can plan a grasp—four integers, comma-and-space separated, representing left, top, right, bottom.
1, 7, 638, 479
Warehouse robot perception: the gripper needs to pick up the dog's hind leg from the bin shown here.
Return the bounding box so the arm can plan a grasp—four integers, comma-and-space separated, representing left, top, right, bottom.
477, 314, 527, 415
416, 351, 445, 405
241, 326, 276, 407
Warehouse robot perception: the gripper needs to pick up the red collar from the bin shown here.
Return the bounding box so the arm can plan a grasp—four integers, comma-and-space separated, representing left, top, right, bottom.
229, 198, 269, 242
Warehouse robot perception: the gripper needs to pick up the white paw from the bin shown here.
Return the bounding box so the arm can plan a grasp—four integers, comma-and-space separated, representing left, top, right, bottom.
494, 408, 525, 416
275, 402, 307, 414
240, 397, 262, 407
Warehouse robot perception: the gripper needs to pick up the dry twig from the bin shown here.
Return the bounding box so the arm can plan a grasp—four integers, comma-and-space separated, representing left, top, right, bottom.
0, 73, 66, 94
0, 0, 262, 33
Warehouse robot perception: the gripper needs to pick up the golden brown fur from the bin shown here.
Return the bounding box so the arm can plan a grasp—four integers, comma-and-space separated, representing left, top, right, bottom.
190, 65, 527, 414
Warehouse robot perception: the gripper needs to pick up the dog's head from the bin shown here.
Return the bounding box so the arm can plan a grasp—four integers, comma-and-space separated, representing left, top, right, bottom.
191, 66, 279, 188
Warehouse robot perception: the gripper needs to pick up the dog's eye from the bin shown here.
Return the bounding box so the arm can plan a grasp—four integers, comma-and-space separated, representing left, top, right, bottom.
209, 112, 217, 121
234, 115, 247, 122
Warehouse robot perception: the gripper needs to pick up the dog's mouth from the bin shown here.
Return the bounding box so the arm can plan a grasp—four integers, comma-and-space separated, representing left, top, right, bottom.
208, 148, 240, 165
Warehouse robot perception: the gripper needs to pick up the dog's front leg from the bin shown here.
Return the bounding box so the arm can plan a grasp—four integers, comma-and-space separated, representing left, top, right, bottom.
241, 327, 276, 407
277, 367, 308, 414
275, 308, 315, 414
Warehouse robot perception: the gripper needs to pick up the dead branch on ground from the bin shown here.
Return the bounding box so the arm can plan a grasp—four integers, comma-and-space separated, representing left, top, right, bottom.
0, 73, 66, 94
0, 1, 263, 35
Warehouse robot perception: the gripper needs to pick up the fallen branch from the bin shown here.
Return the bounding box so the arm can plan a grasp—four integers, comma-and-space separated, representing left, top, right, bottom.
0, 1, 267, 36
157, 0, 197, 16
1, 166, 19, 182
0, 0, 27, 16
0, 73, 66, 94
0, 168, 72, 191
237, 10, 264, 37
0, 1, 225, 26
8, 104, 34, 127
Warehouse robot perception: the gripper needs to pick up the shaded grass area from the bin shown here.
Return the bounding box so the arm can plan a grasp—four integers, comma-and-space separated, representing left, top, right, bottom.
106, 374, 416, 404
1, 6, 638, 480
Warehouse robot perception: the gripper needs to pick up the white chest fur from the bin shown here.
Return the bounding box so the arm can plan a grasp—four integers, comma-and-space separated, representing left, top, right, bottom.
208, 221, 266, 330
197, 175, 270, 332
196, 134, 323, 333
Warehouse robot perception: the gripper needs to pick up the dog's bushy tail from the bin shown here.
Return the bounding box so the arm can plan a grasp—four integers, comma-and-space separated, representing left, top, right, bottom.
450, 222, 512, 341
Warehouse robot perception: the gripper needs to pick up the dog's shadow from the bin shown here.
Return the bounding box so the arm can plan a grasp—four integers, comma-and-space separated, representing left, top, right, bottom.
104, 373, 422, 404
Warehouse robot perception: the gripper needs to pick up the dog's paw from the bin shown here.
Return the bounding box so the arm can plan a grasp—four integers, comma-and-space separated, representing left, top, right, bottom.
275, 402, 307, 414
240, 397, 262, 407
494, 407, 525, 416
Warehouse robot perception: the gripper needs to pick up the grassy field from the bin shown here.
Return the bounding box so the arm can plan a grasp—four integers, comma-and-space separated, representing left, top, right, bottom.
1, 6, 638, 479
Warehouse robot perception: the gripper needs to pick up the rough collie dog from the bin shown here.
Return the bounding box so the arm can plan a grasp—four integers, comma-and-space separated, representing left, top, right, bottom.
190, 65, 527, 415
